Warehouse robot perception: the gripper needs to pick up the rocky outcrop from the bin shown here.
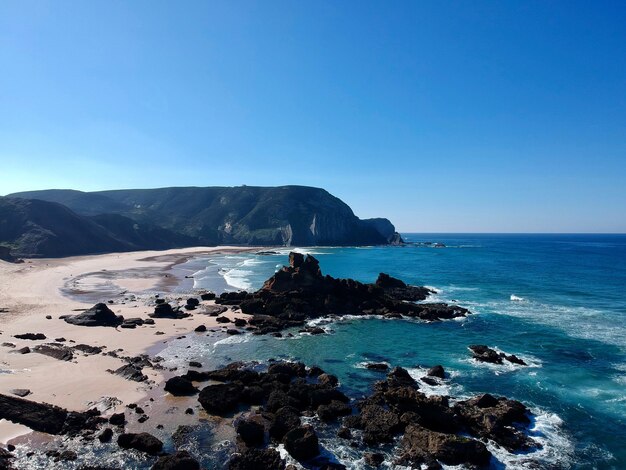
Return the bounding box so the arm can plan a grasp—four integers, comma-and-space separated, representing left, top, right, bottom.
218, 253, 468, 334
469, 345, 528, 366
64, 303, 124, 327
0, 394, 105, 436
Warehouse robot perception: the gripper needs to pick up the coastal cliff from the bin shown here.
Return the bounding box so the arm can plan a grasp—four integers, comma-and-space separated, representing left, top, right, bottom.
3, 186, 403, 257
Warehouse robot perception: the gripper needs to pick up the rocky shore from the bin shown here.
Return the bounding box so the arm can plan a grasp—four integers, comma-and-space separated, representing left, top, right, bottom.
0, 251, 544, 469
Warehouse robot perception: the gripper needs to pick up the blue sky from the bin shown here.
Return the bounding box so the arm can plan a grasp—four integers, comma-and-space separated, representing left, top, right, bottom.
1, 1, 625, 232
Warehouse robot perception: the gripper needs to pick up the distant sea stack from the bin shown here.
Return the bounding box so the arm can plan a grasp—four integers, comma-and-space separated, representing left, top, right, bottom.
2, 186, 403, 258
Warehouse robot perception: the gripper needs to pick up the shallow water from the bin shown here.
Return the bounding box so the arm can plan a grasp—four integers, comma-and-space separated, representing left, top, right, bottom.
189, 234, 626, 469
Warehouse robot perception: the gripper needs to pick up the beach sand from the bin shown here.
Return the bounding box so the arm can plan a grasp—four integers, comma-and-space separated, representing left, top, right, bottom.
0, 246, 256, 444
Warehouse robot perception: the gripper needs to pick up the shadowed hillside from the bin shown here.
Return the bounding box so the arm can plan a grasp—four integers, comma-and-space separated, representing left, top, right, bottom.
9, 186, 403, 250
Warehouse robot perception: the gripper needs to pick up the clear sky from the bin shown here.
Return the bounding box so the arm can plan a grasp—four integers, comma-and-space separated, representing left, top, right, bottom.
1, 1, 625, 232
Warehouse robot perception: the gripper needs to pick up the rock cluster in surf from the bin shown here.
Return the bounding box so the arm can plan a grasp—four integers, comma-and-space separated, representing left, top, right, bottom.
214, 252, 470, 334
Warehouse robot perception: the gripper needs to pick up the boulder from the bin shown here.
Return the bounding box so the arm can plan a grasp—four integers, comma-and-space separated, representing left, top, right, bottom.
64, 303, 124, 327
198, 383, 243, 415
397, 424, 492, 468
117, 432, 163, 455
364, 452, 385, 467
366, 362, 389, 371
317, 400, 351, 422
200, 292, 216, 301
109, 412, 125, 426
268, 406, 301, 440
164, 376, 198, 396
10, 389, 31, 397
150, 303, 189, 319
229, 448, 285, 470
283, 425, 320, 461
427, 365, 445, 379
236, 414, 266, 446
98, 428, 113, 443
151, 450, 200, 470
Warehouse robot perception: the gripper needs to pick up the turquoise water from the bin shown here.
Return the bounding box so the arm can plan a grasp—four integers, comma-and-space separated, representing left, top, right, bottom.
182, 234, 626, 469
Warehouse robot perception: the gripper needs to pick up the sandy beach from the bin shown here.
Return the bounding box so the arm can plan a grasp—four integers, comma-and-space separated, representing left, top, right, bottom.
0, 246, 256, 444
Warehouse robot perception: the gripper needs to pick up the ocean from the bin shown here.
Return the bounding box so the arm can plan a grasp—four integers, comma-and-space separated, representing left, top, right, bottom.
172, 233, 626, 469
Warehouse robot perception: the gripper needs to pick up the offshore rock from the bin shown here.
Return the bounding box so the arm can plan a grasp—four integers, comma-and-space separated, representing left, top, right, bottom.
236, 253, 470, 334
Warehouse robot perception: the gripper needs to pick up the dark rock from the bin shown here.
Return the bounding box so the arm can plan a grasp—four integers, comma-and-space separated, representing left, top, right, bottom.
469, 345, 504, 364
73, 344, 103, 355
117, 432, 163, 455
150, 303, 189, 319
229, 448, 285, 470
318, 373, 339, 387
64, 303, 124, 327
185, 408, 194, 415
194, 325, 207, 332
366, 362, 389, 371
299, 326, 325, 335
337, 427, 352, 439
186, 298, 200, 308
189, 361, 202, 368
308, 366, 324, 377
12, 346, 30, 354
234, 318, 247, 327
360, 404, 402, 444
237, 253, 468, 335
364, 452, 385, 467
109, 412, 125, 425
227, 329, 240, 335
98, 428, 113, 443
14, 333, 46, 340
236, 414, 266, 446
33, 344, 74, 361
317, 400, 352, 422
216, 316, 231, 323
112, 364, 147, 382
421, 377, 439, 386
164, 376, 198, 396
427, 365, 445, 378
454, 394, 534, 451
268, 361, 306, 378
283, 425, 320, 461
507, 354, 528, 366
200, 292, 216, 301
397, 424, 491, 468
198, 383, 243, 415
151, 450, 200, 470
1, 342, 15, 347
203, 305, 227, 316
269, 406, 301, 440
10, 389, 31, 397
0, 393, 103, 436
57, 450, 78, 461
387, 367, 418, 388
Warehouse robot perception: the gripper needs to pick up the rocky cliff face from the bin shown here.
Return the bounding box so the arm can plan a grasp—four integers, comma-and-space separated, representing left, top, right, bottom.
9, 186, 404, 251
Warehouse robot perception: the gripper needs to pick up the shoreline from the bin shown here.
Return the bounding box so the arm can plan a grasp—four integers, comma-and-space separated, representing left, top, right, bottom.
0, 246, 259, 444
